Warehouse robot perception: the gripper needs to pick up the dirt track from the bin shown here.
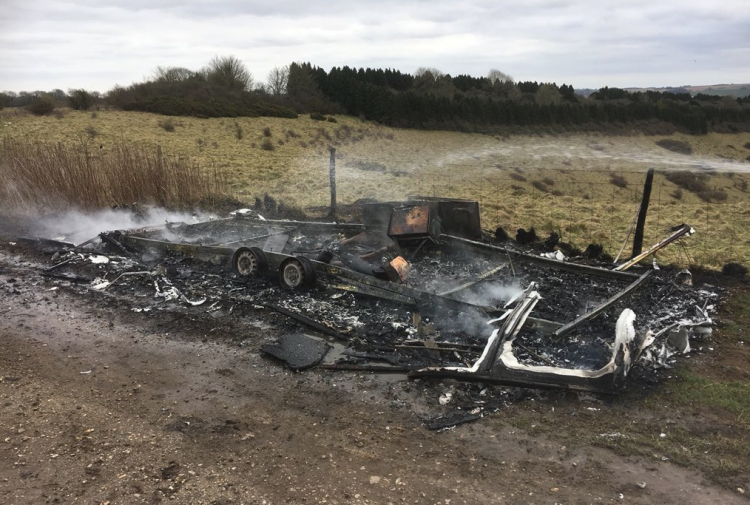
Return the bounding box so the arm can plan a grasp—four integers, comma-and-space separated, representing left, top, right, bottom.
0, 242, 747, 505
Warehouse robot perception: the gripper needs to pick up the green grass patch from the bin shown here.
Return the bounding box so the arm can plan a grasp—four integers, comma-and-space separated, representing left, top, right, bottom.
666, 370, 750, 421
729, 292, 750, 318
715, 292, 750, 338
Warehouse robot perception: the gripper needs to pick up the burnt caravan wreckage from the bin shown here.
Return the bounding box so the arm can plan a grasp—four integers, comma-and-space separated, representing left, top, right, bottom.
102, 198, 714, 394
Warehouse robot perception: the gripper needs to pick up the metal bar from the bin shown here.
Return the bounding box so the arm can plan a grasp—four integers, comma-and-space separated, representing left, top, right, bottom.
326, 282, 416, 305
45, 257, 76, 272
234, 217, 364, 233
319, 263, 500, 315
613, 203, 640, 264
407, 238, 429, 260
117, 234, 236, 263
614, 224, 694, 271
553, 270, 652, 337
440, 234, 640, 280
479, 286, 541, 373
212, 230, 287, 247
407, 369, 617, 394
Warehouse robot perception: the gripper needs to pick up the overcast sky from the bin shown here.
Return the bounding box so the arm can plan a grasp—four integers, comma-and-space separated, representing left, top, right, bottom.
2, 0, 749, 93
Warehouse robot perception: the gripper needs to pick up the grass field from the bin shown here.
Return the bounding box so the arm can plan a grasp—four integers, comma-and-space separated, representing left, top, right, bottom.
2, 107, 750, 269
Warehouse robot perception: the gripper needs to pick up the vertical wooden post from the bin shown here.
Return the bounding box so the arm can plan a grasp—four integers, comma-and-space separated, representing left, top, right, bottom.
632, 168, 655, 258
327, 146, 336, 219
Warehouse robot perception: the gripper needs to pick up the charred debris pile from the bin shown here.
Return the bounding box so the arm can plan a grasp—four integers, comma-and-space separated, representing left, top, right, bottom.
14, 197, 718, 403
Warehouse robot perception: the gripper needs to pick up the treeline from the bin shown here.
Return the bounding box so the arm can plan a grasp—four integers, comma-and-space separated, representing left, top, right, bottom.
295, 64, 750, 134
110, 56, 298, 119
3, 57, 750, 135
0, 56, 299, 120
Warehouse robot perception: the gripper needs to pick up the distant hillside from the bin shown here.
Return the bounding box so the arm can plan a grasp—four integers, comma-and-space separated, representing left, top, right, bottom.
612, 84, 750, 98
623, 86, 690, 95
584, 84, 750, 98
685, 83, 750, 98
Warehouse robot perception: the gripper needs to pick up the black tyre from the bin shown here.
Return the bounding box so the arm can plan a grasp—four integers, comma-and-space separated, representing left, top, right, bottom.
232, 247, 268, 277
279, 256, 317, 290
297, 256, 317, 286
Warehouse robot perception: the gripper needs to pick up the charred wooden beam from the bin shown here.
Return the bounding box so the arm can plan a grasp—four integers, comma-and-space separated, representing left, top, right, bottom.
632, 168, 655, 257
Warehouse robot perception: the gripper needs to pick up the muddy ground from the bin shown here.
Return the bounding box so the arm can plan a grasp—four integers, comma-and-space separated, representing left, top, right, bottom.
1, 238, 749, 505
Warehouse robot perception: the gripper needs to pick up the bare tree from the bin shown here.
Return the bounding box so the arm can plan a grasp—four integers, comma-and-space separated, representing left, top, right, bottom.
204, 55, 253, 91
413, 67, 455, 97
153, 66, 198, 83
536, 84, 562, 105
487, 68, 514, 84
267, 65, 290, 96
414, 67, 444, 80
50, 89, 67, 101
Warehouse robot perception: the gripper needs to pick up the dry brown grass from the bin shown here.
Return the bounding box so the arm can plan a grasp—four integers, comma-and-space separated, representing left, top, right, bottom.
0, 137, 226, 212
2, 108, 750, 269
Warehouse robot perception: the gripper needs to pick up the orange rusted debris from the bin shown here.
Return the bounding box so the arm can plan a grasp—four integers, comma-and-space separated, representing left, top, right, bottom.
389, 256, 411, 282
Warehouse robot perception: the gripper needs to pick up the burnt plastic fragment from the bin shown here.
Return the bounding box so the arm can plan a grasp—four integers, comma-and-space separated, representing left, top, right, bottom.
260, 333, 331, 371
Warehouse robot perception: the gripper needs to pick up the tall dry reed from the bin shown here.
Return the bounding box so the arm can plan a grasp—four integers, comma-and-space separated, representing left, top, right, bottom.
0, 138, 227, 211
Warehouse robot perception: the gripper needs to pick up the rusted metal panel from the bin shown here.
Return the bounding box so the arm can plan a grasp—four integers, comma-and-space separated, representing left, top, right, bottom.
388, 204, 434, 240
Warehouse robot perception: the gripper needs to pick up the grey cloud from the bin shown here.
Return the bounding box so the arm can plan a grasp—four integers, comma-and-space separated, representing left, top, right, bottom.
1, 0, 748, 92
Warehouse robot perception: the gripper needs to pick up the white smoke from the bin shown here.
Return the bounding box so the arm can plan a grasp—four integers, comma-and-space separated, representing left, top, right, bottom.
31, 206, 217, 244
452, 281, 525, 308
430, 139, 750, 173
